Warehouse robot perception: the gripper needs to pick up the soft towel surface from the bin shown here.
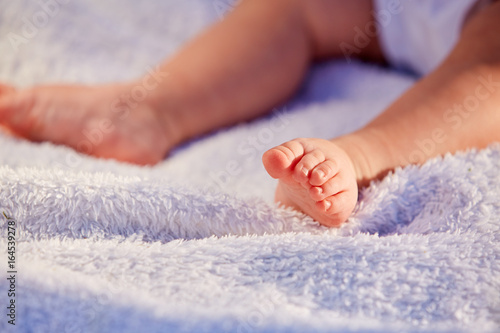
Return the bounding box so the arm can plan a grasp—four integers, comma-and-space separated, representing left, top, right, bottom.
0, 1, 499, 332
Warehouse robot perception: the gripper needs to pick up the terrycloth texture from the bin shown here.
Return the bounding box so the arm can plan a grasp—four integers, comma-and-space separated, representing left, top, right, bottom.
0, 1, 499, 332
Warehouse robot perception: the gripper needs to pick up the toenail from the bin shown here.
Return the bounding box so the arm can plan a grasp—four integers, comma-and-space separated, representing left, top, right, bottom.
316, 187, 323, 194
316, 170, 325, 179
324, 200, 331, 210
301, 167, 308, 176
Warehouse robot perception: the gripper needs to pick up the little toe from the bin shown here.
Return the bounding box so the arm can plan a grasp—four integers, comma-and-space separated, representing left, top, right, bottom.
316, 198, 333, 213
315, 192, 353, 226
293, 148, 325, 182
310, 160, 338, 186
309, 176, 343, 201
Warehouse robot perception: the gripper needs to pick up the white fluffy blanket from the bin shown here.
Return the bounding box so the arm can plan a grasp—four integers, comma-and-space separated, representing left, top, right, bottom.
0, 1, 499, 332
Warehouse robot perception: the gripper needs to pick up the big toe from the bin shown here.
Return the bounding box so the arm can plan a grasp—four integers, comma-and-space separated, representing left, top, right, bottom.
262, 148, 290, 179
262, 140, 306, 179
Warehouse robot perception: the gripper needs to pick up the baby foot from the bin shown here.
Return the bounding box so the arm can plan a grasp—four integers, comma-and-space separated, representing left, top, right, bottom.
0, 82, 182, 165
262, 138, 358, 227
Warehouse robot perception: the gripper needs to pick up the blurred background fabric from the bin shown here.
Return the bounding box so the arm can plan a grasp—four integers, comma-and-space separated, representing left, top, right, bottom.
0, 1, 499, 332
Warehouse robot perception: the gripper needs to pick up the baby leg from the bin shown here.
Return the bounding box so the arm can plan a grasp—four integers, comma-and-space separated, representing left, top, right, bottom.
263, 2, 500, 227
0, 0, 382, 164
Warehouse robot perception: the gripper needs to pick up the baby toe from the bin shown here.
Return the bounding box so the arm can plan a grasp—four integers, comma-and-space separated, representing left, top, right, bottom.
310, 160, 338, 186
276, 140, 307, 165
316, 192, 353, 226
316, 198, 333, 213
309, 176, 343, 201
263, 140, 306, 179
293, 148, 325, 182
